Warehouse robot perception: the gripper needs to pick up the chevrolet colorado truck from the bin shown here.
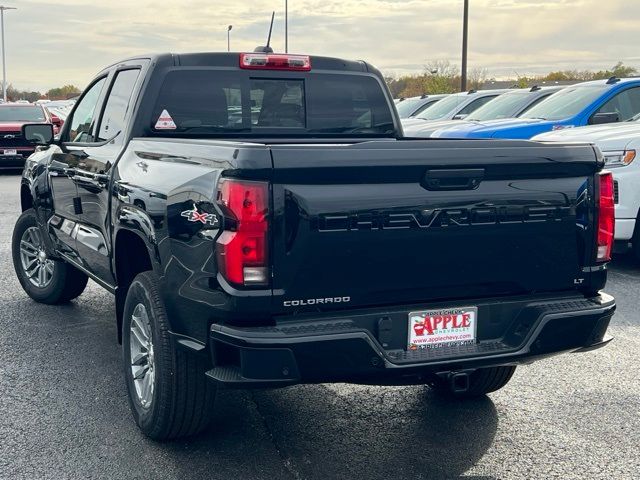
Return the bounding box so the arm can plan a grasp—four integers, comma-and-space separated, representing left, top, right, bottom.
12, 51, 616, 441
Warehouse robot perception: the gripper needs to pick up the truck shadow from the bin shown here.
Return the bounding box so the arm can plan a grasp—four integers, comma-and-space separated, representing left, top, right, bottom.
171, 384, 499, 480
610, 252, 640, 273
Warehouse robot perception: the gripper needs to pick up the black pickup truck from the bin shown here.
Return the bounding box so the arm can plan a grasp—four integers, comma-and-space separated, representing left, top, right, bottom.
12, 51, 616, 441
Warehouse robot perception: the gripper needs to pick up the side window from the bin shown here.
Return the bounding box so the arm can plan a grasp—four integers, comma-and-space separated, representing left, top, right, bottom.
413, 99, 438, 116
595, 87, 640, 121
66, 77, 107, 143
519, 94, 551, 115
458, 95, 496, 115
97, 69, 141, 142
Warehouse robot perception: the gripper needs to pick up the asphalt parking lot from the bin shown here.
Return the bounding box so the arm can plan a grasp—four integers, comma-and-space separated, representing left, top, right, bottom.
0, 173, 638, 480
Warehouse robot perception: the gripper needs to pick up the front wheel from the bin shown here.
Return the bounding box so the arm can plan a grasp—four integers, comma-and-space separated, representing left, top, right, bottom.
12, 209, 88, 304
122, 271, 216, 440
431, 366, 516, 398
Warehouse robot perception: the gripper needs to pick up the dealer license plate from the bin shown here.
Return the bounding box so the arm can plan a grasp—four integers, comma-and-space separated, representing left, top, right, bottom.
3, 149, 16, 155
408, 307, 477, 350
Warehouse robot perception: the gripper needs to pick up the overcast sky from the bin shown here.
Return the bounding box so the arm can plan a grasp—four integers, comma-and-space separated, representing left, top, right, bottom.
7, 0, 639, 91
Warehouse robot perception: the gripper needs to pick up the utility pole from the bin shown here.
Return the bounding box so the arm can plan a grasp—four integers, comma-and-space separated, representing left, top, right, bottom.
0, 5, 16, 102
227, 25, 232, 52
285, 0, 288, 53
461, 0, 469, 92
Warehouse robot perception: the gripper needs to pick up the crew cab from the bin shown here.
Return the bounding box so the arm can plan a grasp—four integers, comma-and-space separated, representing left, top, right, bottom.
432, 77, 640, 139
0, 103, 62, 170
534, 118, 640, 260
13, 51, 616, 441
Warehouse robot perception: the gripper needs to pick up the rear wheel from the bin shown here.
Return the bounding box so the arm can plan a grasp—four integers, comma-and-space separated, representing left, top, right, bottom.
122, 271, 216, 440
431, 366, 516, 398
12, 209, 88, 304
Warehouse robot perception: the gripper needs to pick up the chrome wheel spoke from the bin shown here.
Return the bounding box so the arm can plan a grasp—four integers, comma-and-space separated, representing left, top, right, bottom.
131, 352, 147, 366
130, 325, 148, 349
20, 241, 38, 256
38, 266, 45, 286
129, 303, 155, 408
133, 364, 150, 380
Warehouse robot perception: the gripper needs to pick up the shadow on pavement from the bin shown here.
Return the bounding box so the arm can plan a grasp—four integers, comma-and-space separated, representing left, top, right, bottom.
610, 252, 640, 273
242, 384, 499, 479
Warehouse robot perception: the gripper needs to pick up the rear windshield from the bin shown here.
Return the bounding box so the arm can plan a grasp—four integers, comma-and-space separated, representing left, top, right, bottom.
148, 70, 396, 137
0, 105, 45, 122
520, 85, 608, 121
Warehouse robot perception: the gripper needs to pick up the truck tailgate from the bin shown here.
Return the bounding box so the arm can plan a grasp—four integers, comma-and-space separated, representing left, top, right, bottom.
269, 139, 598, 314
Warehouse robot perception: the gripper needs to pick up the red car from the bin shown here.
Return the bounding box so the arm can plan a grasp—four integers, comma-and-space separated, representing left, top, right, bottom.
0, 103, 63, 170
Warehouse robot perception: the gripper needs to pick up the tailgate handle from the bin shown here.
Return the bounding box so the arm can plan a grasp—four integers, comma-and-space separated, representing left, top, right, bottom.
423, 168, 485, 191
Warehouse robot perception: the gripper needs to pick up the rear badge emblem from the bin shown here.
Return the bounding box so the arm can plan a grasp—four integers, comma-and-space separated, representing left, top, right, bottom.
181, 207, 219, 226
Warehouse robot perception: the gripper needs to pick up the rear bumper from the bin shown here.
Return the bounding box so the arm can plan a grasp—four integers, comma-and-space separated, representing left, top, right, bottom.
207, 293, 615, 388
615, 218, 636, 241
0, 153, 29, 170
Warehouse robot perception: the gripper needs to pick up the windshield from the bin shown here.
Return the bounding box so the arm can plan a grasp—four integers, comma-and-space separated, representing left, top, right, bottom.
0, 105, 45, 122
520, 85, 608, 121
467, 91, 531, 121
149, 70, 396, 137
396, 98, 426, 117
415, 94, 465, 120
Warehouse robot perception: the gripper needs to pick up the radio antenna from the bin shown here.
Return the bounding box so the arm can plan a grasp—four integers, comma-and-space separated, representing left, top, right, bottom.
254, 11, 276, 53
266, 11, 275, 49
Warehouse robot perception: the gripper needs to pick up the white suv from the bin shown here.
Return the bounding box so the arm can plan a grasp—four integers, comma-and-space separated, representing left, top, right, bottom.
534, 121, 640, 259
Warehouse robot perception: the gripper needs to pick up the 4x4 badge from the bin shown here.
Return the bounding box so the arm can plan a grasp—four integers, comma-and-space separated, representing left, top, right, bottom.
181, 207, 219, 226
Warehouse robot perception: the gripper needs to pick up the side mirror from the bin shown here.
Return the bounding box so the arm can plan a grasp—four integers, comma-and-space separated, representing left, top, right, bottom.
590, 112, 619, 125
50, 114, 63, 127
22, 123, 54, 145
453, 113, 469, 120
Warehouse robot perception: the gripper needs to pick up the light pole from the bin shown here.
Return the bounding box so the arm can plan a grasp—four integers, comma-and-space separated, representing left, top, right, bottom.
285, 0, 288, 53
461, 0, 469, 92
227, 25, 232, 52
0, 5, 16, 102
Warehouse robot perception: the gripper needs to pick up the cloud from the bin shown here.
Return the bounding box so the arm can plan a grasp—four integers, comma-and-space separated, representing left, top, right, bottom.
5, 0, 638, 92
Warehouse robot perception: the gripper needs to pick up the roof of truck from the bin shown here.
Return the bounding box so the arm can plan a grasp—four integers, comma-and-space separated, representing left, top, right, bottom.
104, 52, 372, 73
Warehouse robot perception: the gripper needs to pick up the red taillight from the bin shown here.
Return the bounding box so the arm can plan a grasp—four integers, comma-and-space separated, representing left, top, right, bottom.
596, 171, 615, 262
216, 179, 269, 286
239, 53, 311, 71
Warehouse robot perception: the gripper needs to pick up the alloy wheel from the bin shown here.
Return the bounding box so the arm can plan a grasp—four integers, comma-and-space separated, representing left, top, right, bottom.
19, 226, 55, 288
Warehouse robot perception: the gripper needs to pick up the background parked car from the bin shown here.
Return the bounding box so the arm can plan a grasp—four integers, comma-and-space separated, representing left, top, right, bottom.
405, 86, 562, 137
431, 77, 640, 139
395, 94, 448, 118
534, 117, 640, 260
401, 89, 509, 129
0, 103, 58, 171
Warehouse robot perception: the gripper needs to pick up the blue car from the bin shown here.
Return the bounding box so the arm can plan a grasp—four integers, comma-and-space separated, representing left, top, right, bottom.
431, 77, 640, 139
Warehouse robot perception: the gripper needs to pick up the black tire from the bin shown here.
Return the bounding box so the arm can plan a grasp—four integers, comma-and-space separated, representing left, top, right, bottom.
432, 366, 516, 398
632, 220, 640, 262
12, 209, 89, 304
122, 271, 216, 441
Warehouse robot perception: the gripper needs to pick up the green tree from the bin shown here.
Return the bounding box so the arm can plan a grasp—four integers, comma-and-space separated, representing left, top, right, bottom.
46, 84, 81, 100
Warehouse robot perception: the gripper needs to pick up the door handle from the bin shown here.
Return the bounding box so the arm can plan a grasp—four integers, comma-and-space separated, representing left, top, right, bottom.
423, 168, 485, 191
